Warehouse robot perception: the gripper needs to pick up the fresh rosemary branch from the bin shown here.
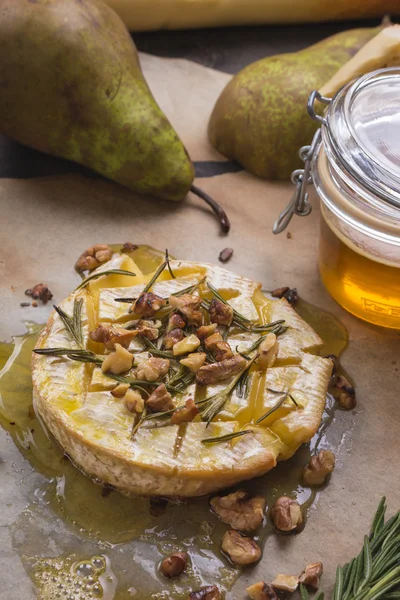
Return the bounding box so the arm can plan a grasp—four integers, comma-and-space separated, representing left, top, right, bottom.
256, 388, 299, 424
331, 497, 400, 600
171, 277, 206, 298
201, 430, 254, 445
53, 299, 84, 348
167, 364, 196, 392
74, 269, 136, 292
131, 406, 147, 438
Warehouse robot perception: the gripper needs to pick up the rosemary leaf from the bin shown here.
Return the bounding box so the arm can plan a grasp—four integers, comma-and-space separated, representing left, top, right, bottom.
300, 584, 311, 600
54, 300, 84, 348
172, 277, 206, 298
144, 339, 174, 359
333, 566, 345, 600
371, 497, 387, 539
256, 389, 299, 424
201, 430, 253, 445
114, 297, 136, 304
131, 406, 147, 438
34, 347, 102, 365
314, 593, 325, 600
75, 269, 136, 292
165, 249, 176, 279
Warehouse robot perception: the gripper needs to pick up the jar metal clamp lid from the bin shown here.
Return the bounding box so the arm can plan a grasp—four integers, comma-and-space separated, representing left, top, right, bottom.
273, 67, 400, 236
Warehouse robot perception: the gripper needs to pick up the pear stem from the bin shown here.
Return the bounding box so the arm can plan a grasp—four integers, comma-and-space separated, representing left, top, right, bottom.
190, 185, 230, 234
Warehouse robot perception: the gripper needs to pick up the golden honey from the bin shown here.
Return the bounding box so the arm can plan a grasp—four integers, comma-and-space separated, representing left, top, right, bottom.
319, 217, 400, 329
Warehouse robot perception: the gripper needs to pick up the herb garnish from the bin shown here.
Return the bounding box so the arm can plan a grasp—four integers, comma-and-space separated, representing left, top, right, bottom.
256, 388, 299, 424
75, 269, 136, 292
53, 299, 84, 348
206, 281, 251, 325
201, 430, 254, 445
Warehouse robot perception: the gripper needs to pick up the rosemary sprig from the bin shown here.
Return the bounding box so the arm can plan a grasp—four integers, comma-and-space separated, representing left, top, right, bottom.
172, 276, 206, 298
53, 299, 84, 348
140, 249, 176, 294
331, 498, 400, 600
131, 406, 147, 438
74, 269, 136, 292
34, 347, 102, 365
199, 355, 258, 424
201, 430, 254, 445
256, 388, 299, 424
144, 338, 175, 359
167, 364, 196, 392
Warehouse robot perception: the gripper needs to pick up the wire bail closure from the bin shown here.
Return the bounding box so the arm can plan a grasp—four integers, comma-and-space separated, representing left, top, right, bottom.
272, 91, 331, 234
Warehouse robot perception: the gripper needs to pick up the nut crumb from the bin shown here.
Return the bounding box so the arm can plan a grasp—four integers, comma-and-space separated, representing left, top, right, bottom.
25, 283, 53, 304
189, 586, 221, 600
219, 247, 233, 263
121, 242, 138, 253
20, 302, 30, 307
32, 301, 38, 307
287, 231, 292, 239
160, 551, 188, 578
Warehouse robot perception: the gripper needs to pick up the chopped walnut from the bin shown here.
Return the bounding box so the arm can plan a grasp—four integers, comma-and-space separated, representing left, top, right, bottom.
221, 529, 261, 566
299, 562, 323, 590
136, 357, 170, 382
335, 374, 356, 409
25, 283, 53, 304
204, 332, 224, 351
90, 324, 136, 350
169, 294, 203, 326
146, 384, 174, 413
171, 398, 199, 424
167, 312, 186, 332
219, 247, 234, 263
160, 551, 188, 578
209, 298, 233, 326
197, 323, 218, 340
173, 334, 201, 356
75, 244, 113, 272
258, 333, 279, 370
271, 287, 290, 299
246, 582, 278, 600
210, 490, 265, 532
180, 352, 206, 373
131, 292, 166, 318
271, 286, 298, 305
271, 575, 299, 593
163, 328, 185, 349
111, 383, 130, 398
196, 355, 247, 386
101, 343, 133, 375
124, 389, 144, 414
270, 496, 303, 532
121, 242, 138, 253
130, 319, 161, 341
189, 586, 221, 600
302, 450, 335, 486
213, 341, 233, 362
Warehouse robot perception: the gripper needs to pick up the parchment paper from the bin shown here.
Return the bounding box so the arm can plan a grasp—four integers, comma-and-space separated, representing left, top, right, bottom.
0, 53, 399, 600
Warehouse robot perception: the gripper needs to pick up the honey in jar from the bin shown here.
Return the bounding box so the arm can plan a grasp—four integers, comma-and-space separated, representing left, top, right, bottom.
279, 68, 400, 329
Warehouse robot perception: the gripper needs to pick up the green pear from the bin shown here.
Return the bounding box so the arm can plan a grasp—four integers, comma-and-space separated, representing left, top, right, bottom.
208, 26, 381, 181
0, 0, 194, 200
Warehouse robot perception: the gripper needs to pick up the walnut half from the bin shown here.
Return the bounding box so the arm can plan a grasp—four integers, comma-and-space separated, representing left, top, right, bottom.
299, 562, 323, 590
75, 244, 113, 272
221, 529, 261, 566
196, 354, 246, 386
210, 490, 265, 532
146, 384, 174, 413
302, 450, 335, 486
270, 497, 303, 533
246, 582, 278, 600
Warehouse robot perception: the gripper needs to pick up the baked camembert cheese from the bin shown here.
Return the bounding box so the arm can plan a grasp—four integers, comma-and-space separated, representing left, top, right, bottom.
32, 247, 332, 497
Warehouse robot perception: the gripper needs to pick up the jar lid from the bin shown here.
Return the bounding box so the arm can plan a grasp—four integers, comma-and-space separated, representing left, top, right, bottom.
324, 67, 400, 210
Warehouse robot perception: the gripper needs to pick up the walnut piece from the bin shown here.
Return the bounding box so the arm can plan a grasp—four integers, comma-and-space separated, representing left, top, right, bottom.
270, 497, 303, 532
302, 450, 335, 486
204, 332, 224, 351
136, 357, 170, 382
203, 332, 233, 361
24, 283, 53, 304
146, 384, 174, 413
180, 352, 206, 373
121, 242, 138, 253
258, 333, 279, 370
271, 574, 299, 593
246, 582, 278, 600
169, 294, 203, 326
196, 355, 247, 386
209, 298, 233, 326
163, 328, 185, 349
111, 383, 130, 398
90, 324, 136, 350
131, 292, 166, 318
130, 319, 161, 341
124, 389, 144, 414
197, 323, 218, 340
101, 343, 133, 375
299, 562, 323, 590
75, 244, 113, 272
335, 374, 356, 409
160, 551, 187, 578
173, 334, 201, 356
171, 398, 199, 424
221, 529, 261, 566
189, 586, 221, 600
210, 490, 265, 532
218, 247, 234, 263
167, 312, 186, 332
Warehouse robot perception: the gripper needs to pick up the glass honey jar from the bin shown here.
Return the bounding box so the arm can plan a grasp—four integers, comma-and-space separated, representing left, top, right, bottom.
274, 68, 400, 329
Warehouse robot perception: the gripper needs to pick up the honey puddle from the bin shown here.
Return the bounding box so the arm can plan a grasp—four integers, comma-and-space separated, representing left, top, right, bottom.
0, 300, 354, 600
